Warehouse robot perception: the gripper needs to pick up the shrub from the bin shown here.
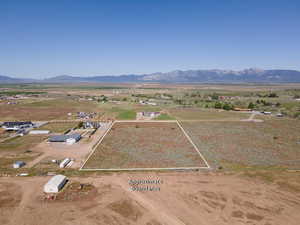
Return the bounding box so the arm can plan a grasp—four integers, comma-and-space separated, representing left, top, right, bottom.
214, 102, 222, 109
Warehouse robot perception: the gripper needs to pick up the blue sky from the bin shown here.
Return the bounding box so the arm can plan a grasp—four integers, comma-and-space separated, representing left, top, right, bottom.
1, 0, 300, 78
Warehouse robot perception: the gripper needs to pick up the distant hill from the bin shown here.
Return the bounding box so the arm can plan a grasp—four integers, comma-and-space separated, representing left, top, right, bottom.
1, 69, 300, 83
0, 75, 35, 83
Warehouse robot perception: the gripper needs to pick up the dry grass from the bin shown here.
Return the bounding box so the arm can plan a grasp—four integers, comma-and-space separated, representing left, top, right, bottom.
0, 135, 47, 153
169, 108, 249, 120
0, 98, 102, 121
83, 122, 206, 169
37, 122, 78, 133
181, 119, 300, 169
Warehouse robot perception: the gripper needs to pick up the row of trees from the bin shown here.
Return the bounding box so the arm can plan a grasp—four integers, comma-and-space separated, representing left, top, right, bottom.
214, 102, 234, 110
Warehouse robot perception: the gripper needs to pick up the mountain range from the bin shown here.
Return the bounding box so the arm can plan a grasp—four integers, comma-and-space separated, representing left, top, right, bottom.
1, 68, 300, 83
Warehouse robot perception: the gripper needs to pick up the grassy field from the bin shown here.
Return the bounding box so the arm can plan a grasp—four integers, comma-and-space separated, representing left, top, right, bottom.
181, 119, 300, 169
0, 98, 103, 121
154, 113, 175, 120
83, 122, 206, 169
37, 122, 78, 133
0, 152, 41, 170
0, 135, 47, 154
116, 110, 137, 120
169, 108, 250, 120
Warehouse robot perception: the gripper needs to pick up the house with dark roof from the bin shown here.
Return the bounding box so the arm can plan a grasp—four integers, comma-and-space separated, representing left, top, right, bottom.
2, 121, 34, 131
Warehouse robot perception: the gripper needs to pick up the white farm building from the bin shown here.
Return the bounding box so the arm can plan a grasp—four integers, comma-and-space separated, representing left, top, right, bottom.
44, 175, 67, 193
29, 130, 50, 135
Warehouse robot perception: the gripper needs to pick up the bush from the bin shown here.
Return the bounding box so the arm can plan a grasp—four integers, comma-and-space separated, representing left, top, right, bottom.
248, 102, 255, 109
268, 93, 278, 98
214, 102, 222, 109
222, 103, 233, 111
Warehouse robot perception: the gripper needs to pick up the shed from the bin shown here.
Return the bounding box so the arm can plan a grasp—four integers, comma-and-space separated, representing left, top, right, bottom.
59, 158, 71, 168
13, 161, 26, 168
49, 133, 81, 143
29, 130, 50, 135
44, 175, 67, 193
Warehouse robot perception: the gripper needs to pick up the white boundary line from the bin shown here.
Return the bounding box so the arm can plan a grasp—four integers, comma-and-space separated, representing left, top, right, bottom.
79, 121, 115, 170
80, 167, 208, 171
176, 120, 210, 169
80, 120, 210, 171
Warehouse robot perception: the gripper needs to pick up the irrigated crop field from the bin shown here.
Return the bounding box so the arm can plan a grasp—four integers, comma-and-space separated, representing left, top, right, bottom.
82, 122, 207, 170
181, 119, 300, 169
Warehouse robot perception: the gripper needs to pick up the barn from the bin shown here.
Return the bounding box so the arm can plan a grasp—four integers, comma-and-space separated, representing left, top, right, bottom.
44, 175, 67, 193
48, 133, 81, 144
29, 130, 50, 135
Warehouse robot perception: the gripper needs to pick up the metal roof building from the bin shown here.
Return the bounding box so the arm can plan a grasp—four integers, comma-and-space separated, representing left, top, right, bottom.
49, 133, 81, 143
44, 175, 67, 193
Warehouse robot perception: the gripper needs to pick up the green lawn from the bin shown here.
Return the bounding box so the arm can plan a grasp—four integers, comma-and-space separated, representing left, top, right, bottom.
154, 113, 175, 120
116, 110, 136, 120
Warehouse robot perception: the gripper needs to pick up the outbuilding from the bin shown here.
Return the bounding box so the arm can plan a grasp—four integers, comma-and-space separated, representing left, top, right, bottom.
44, 175, 67, 193
49, 133, 81, 144
59, 158, 71, 168
13, 161, 26, 168
29, 130, 50, 135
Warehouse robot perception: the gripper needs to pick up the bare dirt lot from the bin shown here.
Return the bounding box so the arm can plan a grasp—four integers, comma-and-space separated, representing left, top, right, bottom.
83, 122, 207, 170
26, 125, 111, 169
0, 171, 300, 225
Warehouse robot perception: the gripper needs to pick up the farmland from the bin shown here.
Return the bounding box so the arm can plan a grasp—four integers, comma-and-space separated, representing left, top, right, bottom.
0, 98, 103, 121
0, 82, 300, 225
169, 108, 250, 120
82, 122, 207, 169
181, 119, 300, 169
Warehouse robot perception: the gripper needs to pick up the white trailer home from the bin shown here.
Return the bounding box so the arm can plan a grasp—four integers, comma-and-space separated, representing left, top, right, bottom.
44, 175, 67, 193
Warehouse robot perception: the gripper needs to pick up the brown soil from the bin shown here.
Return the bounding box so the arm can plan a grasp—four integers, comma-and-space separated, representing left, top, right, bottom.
0, 171, 299, 225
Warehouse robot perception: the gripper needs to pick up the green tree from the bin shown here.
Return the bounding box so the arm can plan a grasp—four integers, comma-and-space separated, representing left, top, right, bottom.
248, 102, 255, 109
268, 93, 278, 98
214, 102, 222, 109
222, 103, 232, 111
211, 92, 219, 100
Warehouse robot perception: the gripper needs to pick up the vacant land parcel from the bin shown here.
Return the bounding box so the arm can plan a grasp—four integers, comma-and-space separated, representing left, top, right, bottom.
82, 122, 207, 170
181, 119, 300, 169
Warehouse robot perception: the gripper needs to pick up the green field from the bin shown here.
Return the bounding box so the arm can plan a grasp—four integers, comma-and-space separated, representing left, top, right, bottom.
115, 110, 137, 120
154, 113, 175, 120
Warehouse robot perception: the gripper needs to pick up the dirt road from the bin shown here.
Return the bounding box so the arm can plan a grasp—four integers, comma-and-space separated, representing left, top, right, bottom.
1, 171, 299, 225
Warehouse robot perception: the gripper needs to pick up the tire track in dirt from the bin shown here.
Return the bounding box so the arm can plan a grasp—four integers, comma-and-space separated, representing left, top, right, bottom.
114, 175, 187, 225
